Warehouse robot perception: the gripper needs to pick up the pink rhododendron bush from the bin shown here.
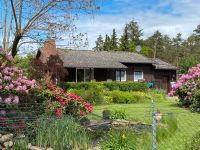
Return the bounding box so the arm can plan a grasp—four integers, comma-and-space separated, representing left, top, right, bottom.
0, 48, 37, 132
168, 64, 200, 112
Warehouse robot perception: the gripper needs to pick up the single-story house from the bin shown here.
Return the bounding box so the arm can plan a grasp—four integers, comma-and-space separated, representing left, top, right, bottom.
38, 40, 177, 92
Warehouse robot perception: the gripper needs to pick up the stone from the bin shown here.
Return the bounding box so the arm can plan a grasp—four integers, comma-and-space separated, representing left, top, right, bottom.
28, 143, 45, 150
0, 134, 13, 143
0, 144, 2, 150
112, 119, 129, 127
0, 134, 2, 138
3, 141, 13, 148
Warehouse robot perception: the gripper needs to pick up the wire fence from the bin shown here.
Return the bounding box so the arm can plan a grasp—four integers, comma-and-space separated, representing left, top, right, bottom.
0, 101, 200, 150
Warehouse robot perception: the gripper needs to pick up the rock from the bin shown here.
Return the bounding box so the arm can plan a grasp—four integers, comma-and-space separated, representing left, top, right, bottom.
28, 143, 45, 150
0, 134, 13, 143
0, 134, 2, 138
156, 112, 162, 122
3, 141, 13, 148
112, 119, 129, 127
0, 144, 2, 150
16, 134, 26, 139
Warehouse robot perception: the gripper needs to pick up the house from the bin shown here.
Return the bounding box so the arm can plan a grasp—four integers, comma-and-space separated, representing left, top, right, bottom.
38, 40, 177, 92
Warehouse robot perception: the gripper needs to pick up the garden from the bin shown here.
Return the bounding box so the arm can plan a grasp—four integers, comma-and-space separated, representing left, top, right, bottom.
0, 47, 200, 150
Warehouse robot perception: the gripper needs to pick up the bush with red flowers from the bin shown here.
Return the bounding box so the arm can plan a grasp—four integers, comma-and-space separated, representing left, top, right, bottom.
43, 84, 93, 118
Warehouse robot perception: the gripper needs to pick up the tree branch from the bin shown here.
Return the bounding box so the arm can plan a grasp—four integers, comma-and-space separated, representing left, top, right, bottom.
10, 0, 19, 32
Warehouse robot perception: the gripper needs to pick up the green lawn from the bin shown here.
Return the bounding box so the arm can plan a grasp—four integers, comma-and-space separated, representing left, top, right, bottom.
88, 100, 200, 150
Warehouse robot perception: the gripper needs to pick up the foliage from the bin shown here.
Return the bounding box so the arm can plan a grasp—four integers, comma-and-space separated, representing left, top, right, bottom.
62, 81, 148, 92
42, 84, 93, 118
105, 91, 151, 104
93, 35, 104, 51
110, 109, 127, 119
0, 48, 37, 133
30, 55, 68, 84
34, 116, 90, 150
191, 88, 200, 112
185, 131, 200, 150
168, 64, 200, 109
178, 55, 199, 74
156, 114, 178, 142
119, 25, 129, 51
100, 128, 136, 150
12, 53, 34, 77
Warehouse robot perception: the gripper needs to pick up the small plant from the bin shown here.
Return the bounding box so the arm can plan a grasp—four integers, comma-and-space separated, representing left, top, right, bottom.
110, 109, 127, 120
185, 131, 200, 150
34, 116, 90, 150
100, 128, 136, 150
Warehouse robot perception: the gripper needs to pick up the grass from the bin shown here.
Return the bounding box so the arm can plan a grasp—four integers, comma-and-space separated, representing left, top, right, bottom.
88, 99, 200, 150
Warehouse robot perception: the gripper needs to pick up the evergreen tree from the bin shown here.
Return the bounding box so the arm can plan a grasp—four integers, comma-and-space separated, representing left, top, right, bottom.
110, 29, 118, 50
126, 19, 143, 45
93, 35, 104, 51
103, 34, 111, 51
119, 25, 129, 51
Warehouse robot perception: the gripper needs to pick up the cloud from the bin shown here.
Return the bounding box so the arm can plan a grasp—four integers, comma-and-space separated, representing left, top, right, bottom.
73, 0, 200, 49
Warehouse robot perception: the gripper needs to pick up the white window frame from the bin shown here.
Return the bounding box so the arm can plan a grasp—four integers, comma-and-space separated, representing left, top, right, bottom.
116, 70, 126, 82
134, 71, 143, 82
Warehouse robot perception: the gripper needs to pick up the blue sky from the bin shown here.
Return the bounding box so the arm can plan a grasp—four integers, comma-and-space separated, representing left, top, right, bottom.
73, 0, 200, 49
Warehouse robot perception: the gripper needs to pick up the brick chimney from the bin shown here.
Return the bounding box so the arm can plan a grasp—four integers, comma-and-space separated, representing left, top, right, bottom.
40, 39, 57, 63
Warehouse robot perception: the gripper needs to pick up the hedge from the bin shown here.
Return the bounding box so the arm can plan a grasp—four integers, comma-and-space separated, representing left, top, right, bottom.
62, 81, 147, 92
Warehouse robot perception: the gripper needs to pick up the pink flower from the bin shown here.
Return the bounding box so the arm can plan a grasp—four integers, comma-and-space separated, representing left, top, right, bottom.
0, 97, 2, 103
13, 96, 19, 104
4, 86, 10, 90
0, 110, 6, 115
4, 97, 12, 105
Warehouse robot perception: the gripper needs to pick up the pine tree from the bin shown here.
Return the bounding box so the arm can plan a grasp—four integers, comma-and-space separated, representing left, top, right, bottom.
126, 19, 143, 45
103, 34, 111, 51
110, 29, 118, 50
93, 35, 104, 51
119, 25, 129, 51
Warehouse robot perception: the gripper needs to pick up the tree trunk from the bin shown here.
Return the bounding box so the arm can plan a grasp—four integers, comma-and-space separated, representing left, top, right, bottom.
11, 34, 22, 57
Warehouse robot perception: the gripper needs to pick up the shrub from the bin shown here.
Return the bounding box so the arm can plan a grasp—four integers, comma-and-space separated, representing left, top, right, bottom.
100, 128, 136, 150
62, 81, 147, 92
191, 89, 200, 112
185, 131, 200, 150
42, 84, 93, 118
34, 116, 90, 150
110, 109, 127, 120
148, 89, 167, 102
168, 64, 200, 108
105, 91, 151, 104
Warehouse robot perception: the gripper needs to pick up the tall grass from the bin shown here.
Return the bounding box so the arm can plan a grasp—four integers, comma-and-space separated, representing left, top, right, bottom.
34, 116, 90, 150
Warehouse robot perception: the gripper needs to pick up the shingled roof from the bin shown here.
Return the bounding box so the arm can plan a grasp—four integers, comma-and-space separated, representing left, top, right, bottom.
56, 49, 177, 70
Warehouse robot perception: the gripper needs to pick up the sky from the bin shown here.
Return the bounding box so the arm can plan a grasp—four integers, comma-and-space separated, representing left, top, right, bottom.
74, 0, 200, 49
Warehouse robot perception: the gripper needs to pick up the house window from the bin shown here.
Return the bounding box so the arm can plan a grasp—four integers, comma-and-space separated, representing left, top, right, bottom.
134, 71, 143, 81
116, 70, 126, 81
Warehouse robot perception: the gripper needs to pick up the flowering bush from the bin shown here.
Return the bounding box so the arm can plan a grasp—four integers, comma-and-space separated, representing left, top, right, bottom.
0, 48, 36, 132
168, 64, 200, 108
44, 84, 93, 118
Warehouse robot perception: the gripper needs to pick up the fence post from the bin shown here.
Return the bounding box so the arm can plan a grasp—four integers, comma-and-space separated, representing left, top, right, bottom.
151, 100, 156, 150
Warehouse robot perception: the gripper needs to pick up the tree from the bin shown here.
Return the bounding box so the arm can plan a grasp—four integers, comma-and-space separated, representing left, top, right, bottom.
145, 30, 163, 59
126, 19, 143, 45
93, 35, 104, 51
103, 34, 111, 51
1, 0, 99, 57
119, 25, 129, 51
110, 29, 118, 50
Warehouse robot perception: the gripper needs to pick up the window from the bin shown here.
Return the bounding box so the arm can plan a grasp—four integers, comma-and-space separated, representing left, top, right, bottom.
134, 71, 143, 81
116, 70, 126, 81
